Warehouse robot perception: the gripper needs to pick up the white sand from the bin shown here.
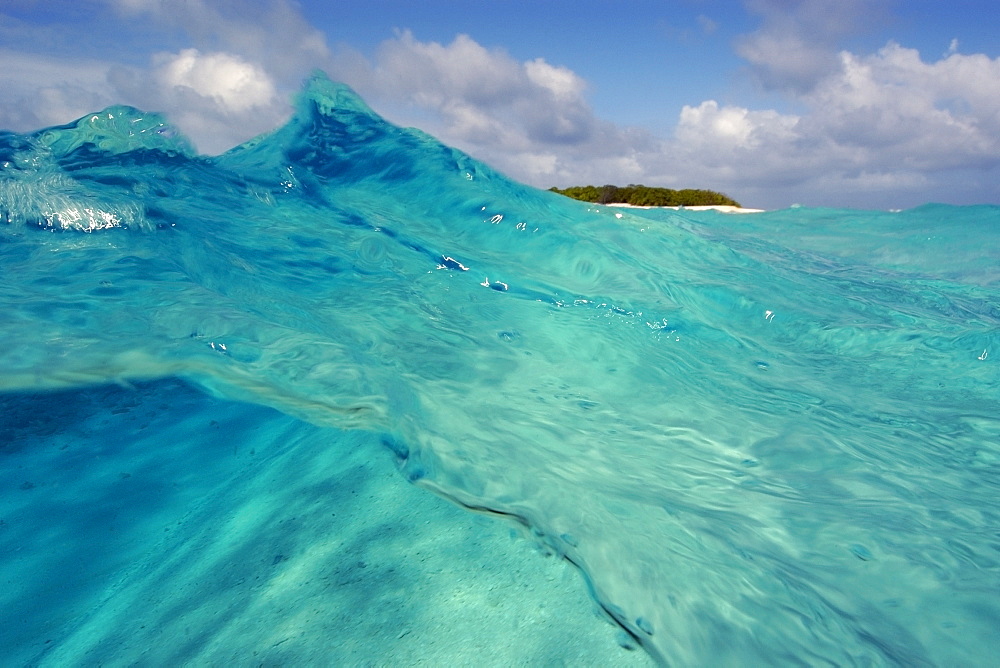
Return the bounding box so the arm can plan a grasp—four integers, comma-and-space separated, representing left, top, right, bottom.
602, 203, 765, 213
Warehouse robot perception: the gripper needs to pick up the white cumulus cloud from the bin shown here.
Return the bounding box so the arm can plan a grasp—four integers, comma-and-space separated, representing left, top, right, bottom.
154, 49, 277, 113
736, 0, 891, 93
676, 101, 800, 150
329, 30, 656, 188
524, 58, 586, 100
0, 0, 335, 154
656, 39, 1000, 207
804, 45, 1000, 168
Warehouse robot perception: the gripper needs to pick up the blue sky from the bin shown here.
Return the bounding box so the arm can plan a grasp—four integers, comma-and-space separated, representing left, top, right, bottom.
2, 0, 999, 209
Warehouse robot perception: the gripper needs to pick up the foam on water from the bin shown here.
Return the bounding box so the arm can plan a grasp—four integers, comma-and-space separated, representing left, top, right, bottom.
2, 73, 999, 665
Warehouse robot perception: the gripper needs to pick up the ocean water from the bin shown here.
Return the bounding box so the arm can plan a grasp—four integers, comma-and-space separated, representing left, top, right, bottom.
1, 72, 998, 665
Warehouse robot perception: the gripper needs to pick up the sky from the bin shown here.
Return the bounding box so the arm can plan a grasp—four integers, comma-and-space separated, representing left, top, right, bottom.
2, 0, 999, 210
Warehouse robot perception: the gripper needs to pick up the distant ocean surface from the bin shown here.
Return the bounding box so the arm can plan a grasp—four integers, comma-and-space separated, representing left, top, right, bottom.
2, 73, 998, 665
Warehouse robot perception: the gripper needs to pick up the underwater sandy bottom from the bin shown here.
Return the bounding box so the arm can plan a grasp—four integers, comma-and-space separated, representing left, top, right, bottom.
0, 379, 651, 666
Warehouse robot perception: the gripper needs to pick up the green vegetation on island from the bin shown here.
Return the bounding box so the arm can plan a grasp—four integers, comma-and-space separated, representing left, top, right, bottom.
549, 184, 741, 208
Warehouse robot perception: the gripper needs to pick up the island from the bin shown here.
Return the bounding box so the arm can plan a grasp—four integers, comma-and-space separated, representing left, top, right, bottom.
549, 184, 742, 208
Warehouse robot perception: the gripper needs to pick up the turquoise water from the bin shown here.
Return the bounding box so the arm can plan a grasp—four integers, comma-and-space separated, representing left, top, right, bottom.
2, 73, 998, 665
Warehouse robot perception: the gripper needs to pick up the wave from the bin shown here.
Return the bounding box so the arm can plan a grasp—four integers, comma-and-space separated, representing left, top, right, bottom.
2, 72, 1000, 664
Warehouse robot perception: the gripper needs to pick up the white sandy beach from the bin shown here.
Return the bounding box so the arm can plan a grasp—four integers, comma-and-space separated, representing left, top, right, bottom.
603, 203, 765, 213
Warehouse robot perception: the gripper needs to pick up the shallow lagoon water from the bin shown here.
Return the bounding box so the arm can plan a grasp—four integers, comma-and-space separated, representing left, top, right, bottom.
1, 74, 998, 665
1, 380, 650, 665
